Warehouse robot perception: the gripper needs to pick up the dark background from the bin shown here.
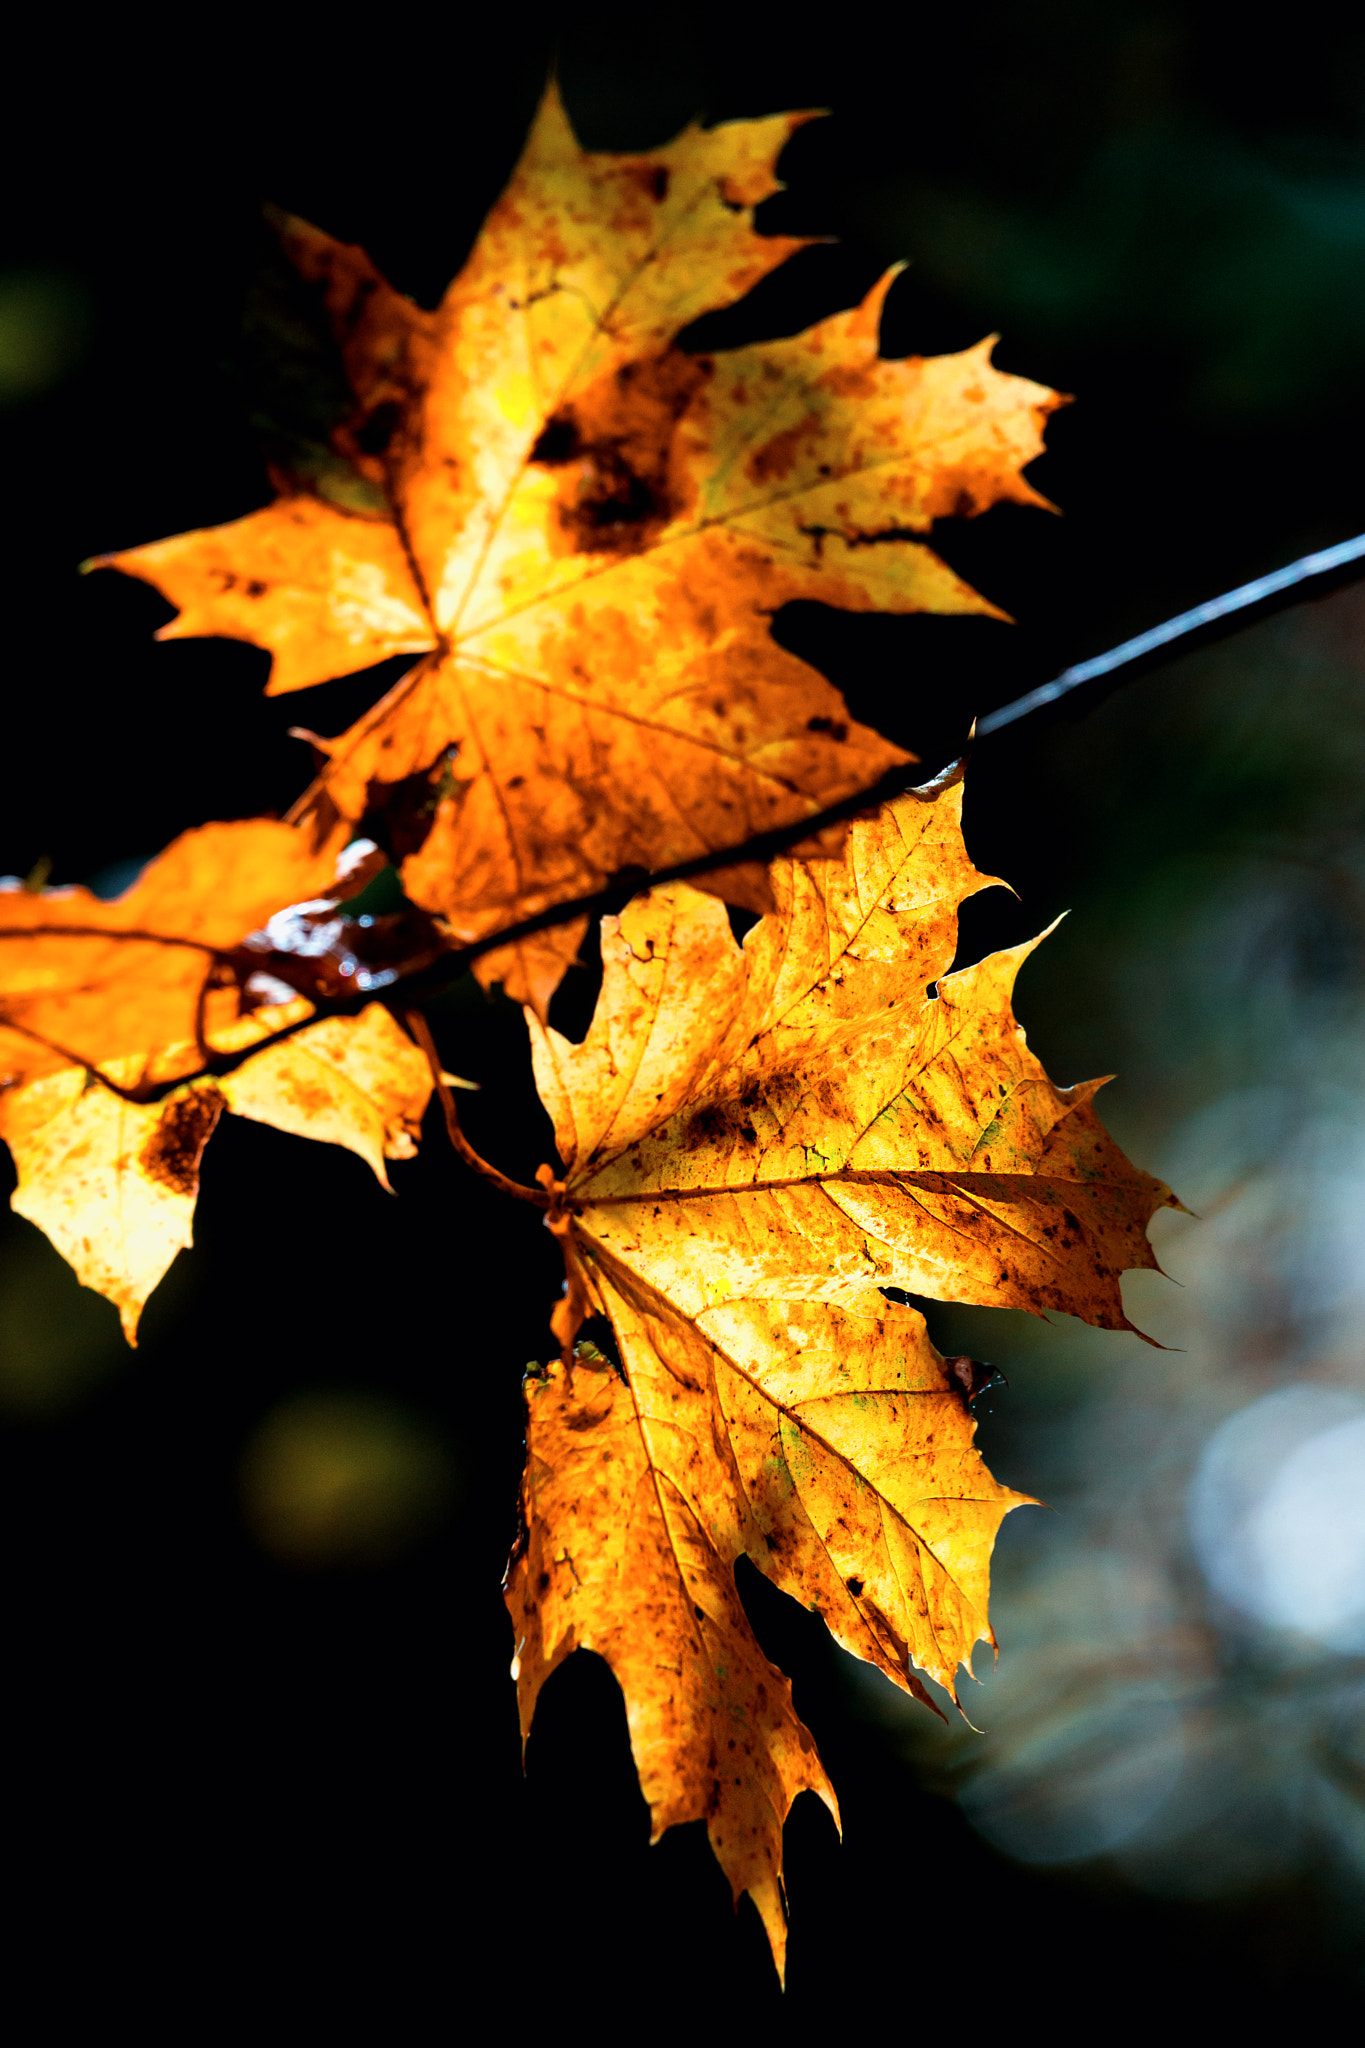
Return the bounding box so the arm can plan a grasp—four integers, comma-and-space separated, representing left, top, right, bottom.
1, 4, 1363, 2024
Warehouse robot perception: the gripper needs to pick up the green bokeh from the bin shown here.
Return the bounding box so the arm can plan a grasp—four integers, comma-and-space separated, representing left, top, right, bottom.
0, 1219, 130, 1416
239, 1388, 456, 1567
0, 269, 90, 405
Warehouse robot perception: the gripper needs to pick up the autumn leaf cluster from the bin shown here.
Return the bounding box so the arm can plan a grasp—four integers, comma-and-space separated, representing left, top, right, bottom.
0, 85, 1173, 1975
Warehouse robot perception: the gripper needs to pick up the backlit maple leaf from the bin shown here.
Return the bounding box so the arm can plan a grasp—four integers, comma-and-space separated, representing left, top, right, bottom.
506, 770, 1174, 1971
99, 87, 1061, 1012
0, 824, 435, 1337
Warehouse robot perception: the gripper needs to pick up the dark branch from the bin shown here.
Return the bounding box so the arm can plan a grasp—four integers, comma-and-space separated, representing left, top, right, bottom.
978, 530, 1365, 735
364, 524, 1365, 1000
0, 925, 215, 949
13, 529, 1365, 1112
0, 1018, 176, 1104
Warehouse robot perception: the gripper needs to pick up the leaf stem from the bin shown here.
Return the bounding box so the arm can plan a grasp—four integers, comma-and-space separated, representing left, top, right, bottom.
403, 1008, 549, 1207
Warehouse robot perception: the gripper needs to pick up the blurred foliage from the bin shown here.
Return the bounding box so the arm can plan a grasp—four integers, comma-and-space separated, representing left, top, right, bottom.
0, 268, 89, 405
239, 1390, 455, 1567
859, 584, 1365, 1950
858, 116, 1365, 427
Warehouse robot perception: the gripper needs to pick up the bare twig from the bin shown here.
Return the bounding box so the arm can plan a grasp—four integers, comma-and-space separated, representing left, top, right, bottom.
978, 530, 1365, 734
13, 531, 1365, 1113
0, 925, 215, 949
0, 1017, 177, 1104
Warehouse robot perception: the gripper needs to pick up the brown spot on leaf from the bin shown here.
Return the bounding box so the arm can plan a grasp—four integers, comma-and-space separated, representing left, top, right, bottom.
626, 162, 670, 203
538, 350, 711, 557
747, 419, 810, 486
687, 1102, 732, 1146
140, 1087, 224, 1197
530, 414, 580, 466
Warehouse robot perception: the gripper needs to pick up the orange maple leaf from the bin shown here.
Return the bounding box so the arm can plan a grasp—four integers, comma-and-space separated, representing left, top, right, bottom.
0, 824, 437, 1338
98, 86, 1061, 1012
506, 771, 1175, 1973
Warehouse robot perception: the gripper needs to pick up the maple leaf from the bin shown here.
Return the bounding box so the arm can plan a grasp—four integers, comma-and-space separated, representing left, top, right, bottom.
508, 1346, 838, 1979
0, 823, 436, 1338
98, 86, 1062, 1013
506, 770, 1175, 1970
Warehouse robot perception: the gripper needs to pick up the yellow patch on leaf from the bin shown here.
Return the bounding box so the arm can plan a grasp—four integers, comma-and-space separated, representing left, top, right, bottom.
5, 1069, 224, 1342
218, 1002, 432, 1190
509, 772, 1174, 1966
98, 87, 1061, 1009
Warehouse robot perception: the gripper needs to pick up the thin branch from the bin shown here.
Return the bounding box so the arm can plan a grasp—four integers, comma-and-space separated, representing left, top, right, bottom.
352, 526, 1365, 988
403, 1008, 549, 1207
977, 529, 1365, 736
0, 925, 215, 949
0, 1018, 176, 1104
192, 971, 214, 1066
12, 529, 1365, 1112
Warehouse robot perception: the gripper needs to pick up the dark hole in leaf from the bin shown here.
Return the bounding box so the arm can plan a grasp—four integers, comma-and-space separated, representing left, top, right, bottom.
573, 1317, 623, 1378
530, 414, 580, 465
356, 400, 401, 456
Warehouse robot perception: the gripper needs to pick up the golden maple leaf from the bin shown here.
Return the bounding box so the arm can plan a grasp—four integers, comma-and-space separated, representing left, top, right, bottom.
98, 86, 1062, 1013
506, 770, 1175, 1973
0, 823, 436, 1338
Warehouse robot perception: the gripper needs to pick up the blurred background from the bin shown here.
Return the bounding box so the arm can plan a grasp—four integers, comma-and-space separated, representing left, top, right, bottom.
2, 2, 1364, 2023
